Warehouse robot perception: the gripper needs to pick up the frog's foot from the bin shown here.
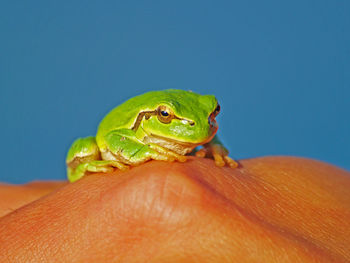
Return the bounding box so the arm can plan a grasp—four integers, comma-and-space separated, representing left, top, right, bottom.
68, 160, 129, 182
195, 145, 238, 168
147, 143, 187, 163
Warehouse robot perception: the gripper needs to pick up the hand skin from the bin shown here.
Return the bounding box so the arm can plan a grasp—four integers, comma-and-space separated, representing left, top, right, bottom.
0, 157, 350, 263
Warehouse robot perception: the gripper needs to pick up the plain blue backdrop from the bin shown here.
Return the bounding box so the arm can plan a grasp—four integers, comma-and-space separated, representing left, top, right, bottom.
1, 1, 349, 183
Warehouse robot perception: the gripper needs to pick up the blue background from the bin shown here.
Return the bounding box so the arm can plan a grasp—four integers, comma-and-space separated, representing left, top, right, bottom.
1, 1, 349, 183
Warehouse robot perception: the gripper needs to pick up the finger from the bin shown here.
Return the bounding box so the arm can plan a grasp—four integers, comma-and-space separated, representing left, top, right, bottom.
0, 181, 67, 217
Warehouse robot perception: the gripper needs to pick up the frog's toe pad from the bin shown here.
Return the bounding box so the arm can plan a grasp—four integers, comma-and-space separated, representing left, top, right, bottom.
177, 155, 187, 162
213, 153, 226, 167
224, 156, 239, 168
195, 148, 207, 158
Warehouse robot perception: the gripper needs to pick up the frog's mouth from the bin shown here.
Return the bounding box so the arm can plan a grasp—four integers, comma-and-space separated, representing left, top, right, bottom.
144, 132, 215, 155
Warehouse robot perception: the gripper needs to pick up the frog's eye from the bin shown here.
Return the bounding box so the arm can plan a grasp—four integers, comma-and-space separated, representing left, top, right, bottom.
157, 105, 174, 124
213, 104, 220, 117
160, 110, 169, 117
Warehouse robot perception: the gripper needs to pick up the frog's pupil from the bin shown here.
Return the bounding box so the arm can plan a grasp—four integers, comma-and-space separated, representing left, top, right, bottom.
161, 111, 169, 117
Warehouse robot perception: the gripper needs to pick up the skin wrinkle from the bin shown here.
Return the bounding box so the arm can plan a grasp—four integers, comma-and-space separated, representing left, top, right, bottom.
143, 173, 168, 223
157, 173, 186, 226
118, 173, 169, 224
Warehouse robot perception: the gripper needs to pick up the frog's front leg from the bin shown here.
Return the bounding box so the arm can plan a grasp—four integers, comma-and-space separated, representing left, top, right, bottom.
104, 130, 187, 165
66, 136, 128, 182
195, 135, 239, 168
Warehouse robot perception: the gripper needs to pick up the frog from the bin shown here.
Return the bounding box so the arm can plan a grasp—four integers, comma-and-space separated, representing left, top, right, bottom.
66, 89, 238, 182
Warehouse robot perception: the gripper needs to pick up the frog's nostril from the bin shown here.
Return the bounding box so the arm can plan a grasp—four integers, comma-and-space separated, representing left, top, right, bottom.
181, 119, 195, 126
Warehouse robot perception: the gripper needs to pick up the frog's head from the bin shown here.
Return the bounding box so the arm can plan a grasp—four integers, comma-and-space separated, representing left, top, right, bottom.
136, 90, 220, 153
97, 89, 221, 154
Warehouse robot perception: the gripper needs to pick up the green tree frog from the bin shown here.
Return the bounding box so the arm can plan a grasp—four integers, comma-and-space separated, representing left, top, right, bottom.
66, 89, 238, 182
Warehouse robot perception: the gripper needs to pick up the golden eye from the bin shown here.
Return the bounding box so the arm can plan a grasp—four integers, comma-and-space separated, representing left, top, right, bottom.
157, 105, 174, 124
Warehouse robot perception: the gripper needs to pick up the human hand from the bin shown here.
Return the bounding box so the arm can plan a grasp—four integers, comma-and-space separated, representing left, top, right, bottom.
1, 156, 349, 262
